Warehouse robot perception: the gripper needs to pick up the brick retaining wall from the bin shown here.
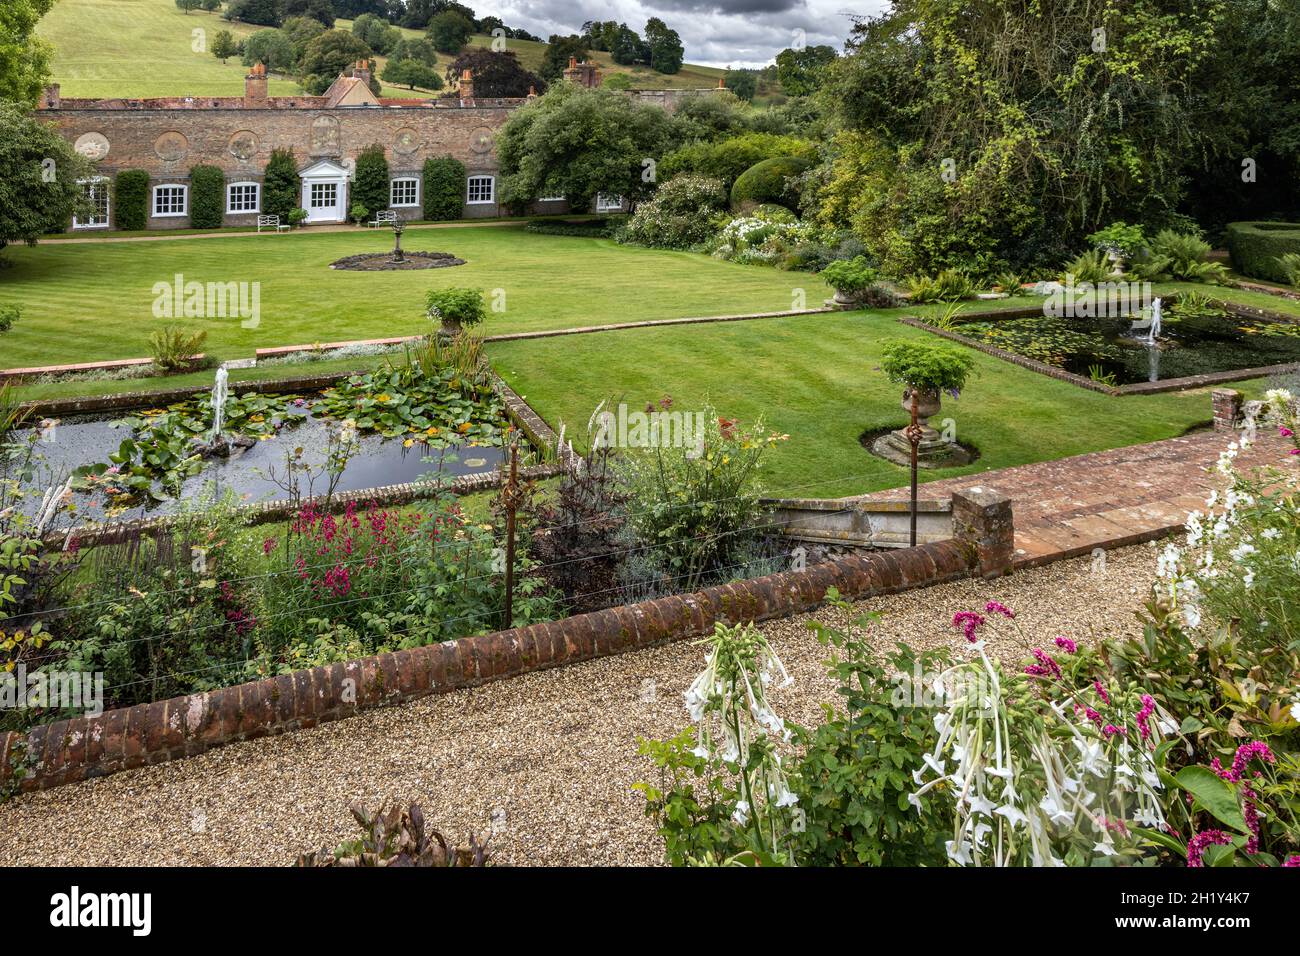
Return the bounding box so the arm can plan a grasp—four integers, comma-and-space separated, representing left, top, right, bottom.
0, 489, 1012, 793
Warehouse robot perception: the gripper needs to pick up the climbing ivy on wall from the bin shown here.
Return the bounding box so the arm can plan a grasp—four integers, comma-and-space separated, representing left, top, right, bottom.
189, 165, 225, 229
113, 170, 150, 231
422, 155, 465, 221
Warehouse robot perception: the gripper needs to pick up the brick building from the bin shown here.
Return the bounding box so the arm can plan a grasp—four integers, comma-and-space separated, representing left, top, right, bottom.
36, 62, 566, 230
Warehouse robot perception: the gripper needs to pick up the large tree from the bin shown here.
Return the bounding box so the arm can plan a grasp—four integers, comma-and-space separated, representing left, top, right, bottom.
540, 34, 587, 82
497, 84, 673, 211
298, 28, 373, 92
817, 0, 1242, 276
426, 9, 473, 54
774, 44, 835, 97
644, 17, 683, 75
0, 102, 94, 252
0, 0, 56, 105
444, 49, 542, 98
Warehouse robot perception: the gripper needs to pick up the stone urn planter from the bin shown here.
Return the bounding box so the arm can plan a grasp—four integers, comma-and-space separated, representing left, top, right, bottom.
872, 386, 972, 467
870, 340, 978, 468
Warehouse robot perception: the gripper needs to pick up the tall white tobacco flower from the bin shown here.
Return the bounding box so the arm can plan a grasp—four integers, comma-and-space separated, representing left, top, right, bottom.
681, 622, 798, 857
910, 607, 1169, 866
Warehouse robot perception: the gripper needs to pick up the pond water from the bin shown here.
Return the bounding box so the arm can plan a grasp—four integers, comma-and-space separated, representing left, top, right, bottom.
15, 406, 505, 522
956, 307, 1300, 385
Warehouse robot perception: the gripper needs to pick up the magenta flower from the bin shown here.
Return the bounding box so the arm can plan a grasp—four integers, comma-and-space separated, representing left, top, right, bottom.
1284, 856, 1300, 867
1102, 723, 1127, 738
984, 601, 1015, 619
1094, 681, 1111, 705
1054, 636, 1077, 654
1186, 829, 1233, 867
1135, 694, 1156, 743
952, 611, 985, 642
1281, 426, 1295, 438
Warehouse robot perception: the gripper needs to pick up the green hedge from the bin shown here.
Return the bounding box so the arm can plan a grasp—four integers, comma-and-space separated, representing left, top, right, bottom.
730, 155, 812, 214
422, 156, 465, 221
189, 165, 225, 229
1225, 221, 1300, 283
113, 170, 150, 230
353, 144, 390, 218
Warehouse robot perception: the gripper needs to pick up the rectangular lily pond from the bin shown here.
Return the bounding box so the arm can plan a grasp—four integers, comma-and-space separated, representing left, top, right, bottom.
924, 297, 1300, 393
11, 366, 522, 523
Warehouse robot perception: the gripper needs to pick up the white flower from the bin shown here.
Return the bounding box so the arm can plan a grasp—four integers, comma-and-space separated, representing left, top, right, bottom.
773, 788, 799, 809
1229, 542, 1257, 563
731, 800, 750, 826
691, 743, 711, 760
1243, 569, 1256, 589
1094, 840, 1117, 857
1291, 699, 1300, 723
1039, 793, 1075, 827
1182, 604, 1202, 629
967, 793, 996, 817
1262, 528, 1282, 540
994, 803, 1028, 827
945, 839, 973, 866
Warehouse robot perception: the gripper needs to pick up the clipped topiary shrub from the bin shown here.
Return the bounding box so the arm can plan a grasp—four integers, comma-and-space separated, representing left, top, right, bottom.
1226, 221, 1300, 284
353, 144, 390, 218
189, 165, 226, 229
263, 148, 300, 222
729, 155, 812, 214
113, 170, 150, 231
422, 156, 465, 221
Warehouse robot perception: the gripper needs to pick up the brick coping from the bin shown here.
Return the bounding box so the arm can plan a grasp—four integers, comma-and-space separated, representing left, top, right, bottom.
1, 484, 1011, 794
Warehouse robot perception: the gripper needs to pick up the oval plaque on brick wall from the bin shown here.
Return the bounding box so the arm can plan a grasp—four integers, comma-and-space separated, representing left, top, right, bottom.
393, 127, 420, 156
228, 130, 259, 162
73, 132, 110, 161
469, 126, 494, 154
154, 131, 189, 163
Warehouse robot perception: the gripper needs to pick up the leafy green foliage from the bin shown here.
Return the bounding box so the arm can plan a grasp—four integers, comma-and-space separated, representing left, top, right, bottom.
443, 49, 544, 98
148, 326, 207, 373
906, 269, 975, 303
794, 605, 950, 865
1060, 248, 1114, 286
618, 175, 728, 249
298, 29, 373, 93
1226, 222, 1300, 284
878, 339, 976, 394
426, 9, 473, 54
497, 84, 673, 212
1087, 222, 1148, 259
660, 133, 816, 191
421, 156, 465, 220
352, 144, 390, 216
314, 364, 506, 441
111, 170, 150, 232
819, 255, 878, 296
729, 155, 811, 213
0, 101, 94, 249
424, 286, 487, 331
381, 58, 442, 92
0, 305, 18, 334
0, 0, 56, 105
188, 164, 226, 229
262, 148, 301, 221
774, 44, 836, 96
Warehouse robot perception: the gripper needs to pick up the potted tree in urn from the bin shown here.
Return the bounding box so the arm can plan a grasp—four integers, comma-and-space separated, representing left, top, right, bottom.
874, 340, 976, 469
426, 286, 487, 340
820, 255, 881, 308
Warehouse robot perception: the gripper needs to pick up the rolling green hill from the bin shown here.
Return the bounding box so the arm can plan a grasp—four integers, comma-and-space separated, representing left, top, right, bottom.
36, 0, 728, 100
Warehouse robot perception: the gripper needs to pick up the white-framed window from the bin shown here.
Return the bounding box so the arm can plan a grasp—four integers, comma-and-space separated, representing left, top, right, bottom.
390, 177, 420, 208
152, 184, 188, 218
309, 182, 338, 209
466, 175, 495, 204
596, 193, 624, 213
226, 182, 260, 214
73, 178, 111, 229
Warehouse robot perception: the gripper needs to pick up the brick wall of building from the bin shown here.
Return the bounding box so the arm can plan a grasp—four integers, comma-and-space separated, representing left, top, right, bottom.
42, 98, 529, 229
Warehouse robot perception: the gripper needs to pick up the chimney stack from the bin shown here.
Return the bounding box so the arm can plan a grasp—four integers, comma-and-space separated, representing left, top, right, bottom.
244, 62, 268, 108
352, 59, 372, 87
458, 69, 474, 101
39, 83, 61, 109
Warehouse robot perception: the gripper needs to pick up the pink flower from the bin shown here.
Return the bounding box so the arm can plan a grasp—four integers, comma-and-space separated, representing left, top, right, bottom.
1094, 681, 1111, 705
1102, 723, 1127, 738
1054, 636, 1077, 654
1290, 448, 1300, 456
952, 611, 985, 642
985, 601, 1015, 619
1280, 426, 1295, 438
262, 537, 277, 555
1187, 829, 1233, 867
1084, 707, 1103, 728
1135, 694, 1156, 742
1283, 856, 1300, 867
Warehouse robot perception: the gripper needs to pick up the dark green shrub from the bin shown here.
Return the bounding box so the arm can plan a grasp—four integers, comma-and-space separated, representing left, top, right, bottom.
425, 287, 487, 332
189, 165, 225, 229
113, 170, 150, 231
263, 148, 300, 221
422, 156, 465, 221
879, 340, 976, 394
353, 144, 390, 216
0, 305, 17, 333
1225, 222, 1300, 283
729, 155, 812, 214
524, 218, 620, 238
661, 133, 816, 191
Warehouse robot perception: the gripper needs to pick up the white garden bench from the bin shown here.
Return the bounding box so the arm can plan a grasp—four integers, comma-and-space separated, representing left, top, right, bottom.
369, 210, 398, 228
257, 215, 291, 233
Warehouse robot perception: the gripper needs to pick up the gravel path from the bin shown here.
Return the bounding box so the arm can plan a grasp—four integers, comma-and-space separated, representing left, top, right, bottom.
0, 544, 1162, 867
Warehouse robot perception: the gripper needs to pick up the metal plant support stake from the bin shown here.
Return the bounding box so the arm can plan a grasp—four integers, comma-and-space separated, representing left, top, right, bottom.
501, 439, 520, 629
390, 218, 406, 263
906, 387, 922, 547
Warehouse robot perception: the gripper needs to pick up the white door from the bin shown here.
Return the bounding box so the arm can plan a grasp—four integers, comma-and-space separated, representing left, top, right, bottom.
303, 179, 345, 224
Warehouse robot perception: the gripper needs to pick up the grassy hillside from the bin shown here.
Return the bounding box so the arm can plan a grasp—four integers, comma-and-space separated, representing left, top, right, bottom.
37, 0, 727, 100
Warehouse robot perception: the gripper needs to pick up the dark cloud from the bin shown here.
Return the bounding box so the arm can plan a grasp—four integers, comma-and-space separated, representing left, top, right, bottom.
484, 0, 871, 67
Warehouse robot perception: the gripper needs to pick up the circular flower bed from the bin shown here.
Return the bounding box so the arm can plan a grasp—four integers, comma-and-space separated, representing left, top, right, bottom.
330, 252, 467, 272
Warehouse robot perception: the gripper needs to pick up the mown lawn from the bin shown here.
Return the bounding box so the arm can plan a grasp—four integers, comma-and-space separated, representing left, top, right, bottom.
0, 225, 831, 368
487, 309, 1265, 498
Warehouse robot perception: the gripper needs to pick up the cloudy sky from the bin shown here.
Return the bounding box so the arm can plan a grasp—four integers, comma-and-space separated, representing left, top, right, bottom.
475, 1, 889, 69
